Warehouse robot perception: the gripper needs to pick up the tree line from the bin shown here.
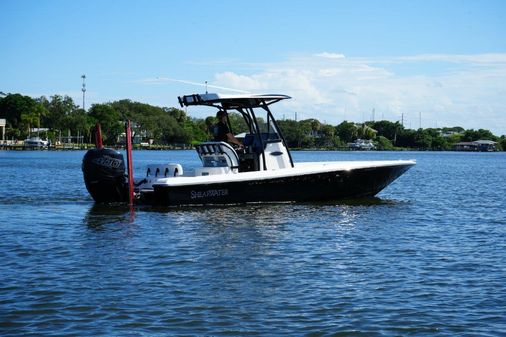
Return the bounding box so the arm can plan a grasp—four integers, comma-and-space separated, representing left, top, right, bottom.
1, 92, 505, 150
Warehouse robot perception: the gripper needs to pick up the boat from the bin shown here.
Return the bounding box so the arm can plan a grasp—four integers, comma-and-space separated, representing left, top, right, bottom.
82, 93, 415, 206
24, 136, 49, 148
348, 138, 375, 150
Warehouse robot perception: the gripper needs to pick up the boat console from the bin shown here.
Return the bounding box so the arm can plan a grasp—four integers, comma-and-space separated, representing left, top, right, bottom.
194, 141, 240, 176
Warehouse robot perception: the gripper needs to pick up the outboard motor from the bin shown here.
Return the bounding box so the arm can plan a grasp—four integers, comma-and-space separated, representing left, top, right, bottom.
82, 148, 128, 203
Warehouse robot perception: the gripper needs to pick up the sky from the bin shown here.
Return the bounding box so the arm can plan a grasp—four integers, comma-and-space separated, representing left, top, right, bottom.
2, 0, 506, 135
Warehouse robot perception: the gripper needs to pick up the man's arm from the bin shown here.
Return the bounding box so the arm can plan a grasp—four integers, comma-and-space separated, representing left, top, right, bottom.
226, 133, 243, 147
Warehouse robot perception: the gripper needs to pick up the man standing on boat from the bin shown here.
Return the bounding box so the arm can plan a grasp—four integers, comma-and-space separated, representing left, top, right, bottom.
213, 110, 243, 148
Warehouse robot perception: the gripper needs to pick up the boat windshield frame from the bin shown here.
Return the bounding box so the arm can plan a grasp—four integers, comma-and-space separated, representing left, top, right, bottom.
178, 93, 294, 169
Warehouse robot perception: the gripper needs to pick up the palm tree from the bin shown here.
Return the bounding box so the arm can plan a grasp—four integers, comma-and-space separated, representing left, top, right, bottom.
357, 123, 377, 139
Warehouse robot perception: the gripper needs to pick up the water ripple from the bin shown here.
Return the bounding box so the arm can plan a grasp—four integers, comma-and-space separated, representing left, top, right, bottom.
1, 151, 506, 336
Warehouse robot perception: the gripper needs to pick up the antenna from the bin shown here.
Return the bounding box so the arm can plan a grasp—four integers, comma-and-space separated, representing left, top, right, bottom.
154, 77, 250, 94
81, 74, 86, 111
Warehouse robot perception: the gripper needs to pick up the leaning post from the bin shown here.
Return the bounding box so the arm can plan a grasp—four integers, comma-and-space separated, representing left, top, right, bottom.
95, 123, 104, 149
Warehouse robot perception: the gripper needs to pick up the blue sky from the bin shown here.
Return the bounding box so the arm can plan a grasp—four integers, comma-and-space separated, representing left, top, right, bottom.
2, 0, 506, 135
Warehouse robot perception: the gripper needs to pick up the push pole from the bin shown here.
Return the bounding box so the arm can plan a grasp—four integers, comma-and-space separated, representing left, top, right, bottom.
95, 123, 103, 149
125, 120, 135, 206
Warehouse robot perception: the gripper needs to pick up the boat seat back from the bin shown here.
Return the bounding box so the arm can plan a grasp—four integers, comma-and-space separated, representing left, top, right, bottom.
146, 163, 183, 178
195, 141, 239, 169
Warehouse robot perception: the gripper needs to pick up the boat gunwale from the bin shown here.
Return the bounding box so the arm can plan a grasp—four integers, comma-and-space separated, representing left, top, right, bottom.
152, 160, 416, 187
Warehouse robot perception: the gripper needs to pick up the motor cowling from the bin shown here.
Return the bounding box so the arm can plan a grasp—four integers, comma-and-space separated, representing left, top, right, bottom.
82, 148, 128, 203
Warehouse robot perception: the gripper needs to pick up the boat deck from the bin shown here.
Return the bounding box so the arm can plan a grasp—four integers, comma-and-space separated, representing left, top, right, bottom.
155, 160, 416, 187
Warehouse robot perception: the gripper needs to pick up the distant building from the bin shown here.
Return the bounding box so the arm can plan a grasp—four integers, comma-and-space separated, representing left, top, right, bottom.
30, 128, 50, 133
348, 139, 375, 150
118, 131, 145, 144
0, 118, 5, 144
441, 130, 462, 138
453, 140, 497, 152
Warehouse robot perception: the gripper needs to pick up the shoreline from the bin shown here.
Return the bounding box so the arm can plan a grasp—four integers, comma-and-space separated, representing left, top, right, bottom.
0, 144, 502, 152
0, 143, 192, 151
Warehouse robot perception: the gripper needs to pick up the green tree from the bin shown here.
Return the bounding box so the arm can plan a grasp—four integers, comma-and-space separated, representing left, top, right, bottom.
0, 93, 48, 139
41, 95, 78, 134
335, 121, 358, 143
158, 114, 192, 144
89, 104, 123, 145
499, 136, 506, 151
461, 129, 497, 142
227, 112, 249, 135
110, 99, 160, 139
165, 107, 187, 125
396, 129, 416, 148
67, 108, 94, 143
296, 120, 314, 148
357, 123, 377, 139
318, 124, 341, 148
0, 94, 35, 129
21, 104, 47, 136
375, 136, 394, 150
369, 120, 403, 140
307, 118, 321, 136
108, 100, 192, 145
414, 129, 432, 149
276, 119, 300, 147
187, 117, 210, 144
446, 132, 462, 145
442, 126, 464, 134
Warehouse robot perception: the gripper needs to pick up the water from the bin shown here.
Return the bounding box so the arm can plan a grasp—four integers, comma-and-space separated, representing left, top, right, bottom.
1, 150, 505, 336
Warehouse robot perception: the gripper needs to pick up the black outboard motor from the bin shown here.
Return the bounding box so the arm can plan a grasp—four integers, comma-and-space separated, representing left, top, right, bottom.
82, 148, 128, 203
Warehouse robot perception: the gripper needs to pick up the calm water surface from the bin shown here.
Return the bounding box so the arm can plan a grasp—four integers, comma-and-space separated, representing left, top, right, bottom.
0, 150, 505, 336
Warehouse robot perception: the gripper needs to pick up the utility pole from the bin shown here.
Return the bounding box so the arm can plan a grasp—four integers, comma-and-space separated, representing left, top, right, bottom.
401, 113, 404, 127
81, 75, 86, 111
419, 111, 422, 129
372, 108, 375, 122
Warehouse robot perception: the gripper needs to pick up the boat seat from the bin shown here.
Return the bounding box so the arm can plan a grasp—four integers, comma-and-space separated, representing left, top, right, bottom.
195, 141, 240, 168
146, 164, 183, 178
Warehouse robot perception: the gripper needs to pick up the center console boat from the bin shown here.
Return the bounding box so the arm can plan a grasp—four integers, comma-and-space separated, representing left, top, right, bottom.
83, 93, 415, 206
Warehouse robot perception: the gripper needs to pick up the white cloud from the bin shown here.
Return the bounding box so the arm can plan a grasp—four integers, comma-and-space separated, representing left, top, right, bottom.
214, 72, 266, 91
394, 53, 506, 64
315, 52, 346, 60
211, 53, 506, 135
